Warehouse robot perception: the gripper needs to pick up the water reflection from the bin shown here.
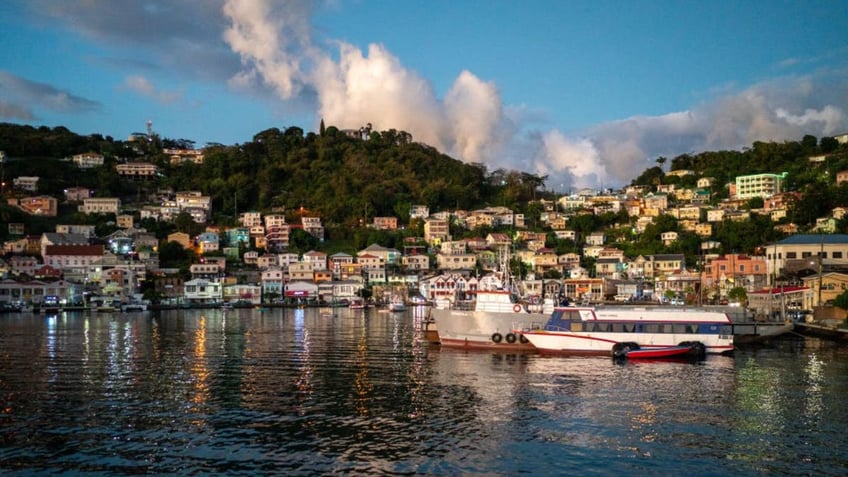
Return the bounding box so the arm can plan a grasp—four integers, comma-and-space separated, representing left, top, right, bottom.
1, 310, 847, 475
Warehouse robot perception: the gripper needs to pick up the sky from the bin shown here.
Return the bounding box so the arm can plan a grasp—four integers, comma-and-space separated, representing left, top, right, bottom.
1, 0, 847, 191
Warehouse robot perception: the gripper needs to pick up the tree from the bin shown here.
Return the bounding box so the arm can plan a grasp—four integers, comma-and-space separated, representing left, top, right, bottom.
746, 196, 764, 210
801, 134, 818, 152
158, 241, 194, 269
728, 286, 748, 306
820, 136, 839, 154
832, 290, 848, 321
289, 228, 319, 255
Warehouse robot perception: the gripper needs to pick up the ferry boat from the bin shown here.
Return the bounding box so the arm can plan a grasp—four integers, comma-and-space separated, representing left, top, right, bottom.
519, 305, 734, 356
429, 289, 554, 350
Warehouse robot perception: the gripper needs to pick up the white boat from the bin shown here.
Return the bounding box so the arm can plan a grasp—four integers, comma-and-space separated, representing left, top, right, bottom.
388, 298, 407, 312
519, 305, 735, 356
120, 301, 148, 312
429, 289, 554, 350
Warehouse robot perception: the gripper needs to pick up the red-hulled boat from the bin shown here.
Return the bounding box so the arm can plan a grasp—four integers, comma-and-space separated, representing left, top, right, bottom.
612, 341, 706, 361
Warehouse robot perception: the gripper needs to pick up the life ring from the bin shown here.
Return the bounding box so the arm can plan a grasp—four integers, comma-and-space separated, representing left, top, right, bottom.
513, 304, 522, 313
519, 334, 529, 344
505, 333, 517, 344
491, 332, 503, 343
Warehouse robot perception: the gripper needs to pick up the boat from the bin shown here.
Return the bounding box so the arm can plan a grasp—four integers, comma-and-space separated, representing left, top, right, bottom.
40, 295, 61, 313
519, 305, 735, 356
611, 341, 707, 361
428, 289, 554, 350
120, 300, 148, 312
387, 297, 407, 312
349, 298, 366, 310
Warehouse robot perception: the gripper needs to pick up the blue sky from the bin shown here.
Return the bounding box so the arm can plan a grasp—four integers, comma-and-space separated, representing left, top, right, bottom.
1, 0, 847, 190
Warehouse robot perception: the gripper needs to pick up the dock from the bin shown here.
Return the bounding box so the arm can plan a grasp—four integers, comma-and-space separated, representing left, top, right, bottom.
793, 322, 848, 342
731, 321, 794, 344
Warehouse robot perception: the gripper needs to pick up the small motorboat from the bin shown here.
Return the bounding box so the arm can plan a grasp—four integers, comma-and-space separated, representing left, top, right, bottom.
612, 341, 706, 361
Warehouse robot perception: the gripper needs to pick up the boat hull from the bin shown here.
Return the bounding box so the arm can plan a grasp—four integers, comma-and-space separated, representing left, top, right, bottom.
521, 305, 735, 356
614, 341, 706, 360
521, 330, 733, 356
430, 308, 547, 350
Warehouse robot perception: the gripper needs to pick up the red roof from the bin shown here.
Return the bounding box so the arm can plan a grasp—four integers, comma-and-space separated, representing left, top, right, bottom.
44, 244, 104, 256
750, 286, 809, 295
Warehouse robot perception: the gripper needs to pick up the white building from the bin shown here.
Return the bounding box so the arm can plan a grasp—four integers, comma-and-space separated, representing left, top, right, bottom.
183, 279, 222, 304
79, 197, 121, 215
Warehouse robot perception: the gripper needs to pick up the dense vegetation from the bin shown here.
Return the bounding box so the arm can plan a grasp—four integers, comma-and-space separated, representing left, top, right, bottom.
1, 122, 847, 264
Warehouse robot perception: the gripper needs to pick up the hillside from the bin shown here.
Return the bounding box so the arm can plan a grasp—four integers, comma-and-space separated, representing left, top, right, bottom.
2, 122, 848, 256
0, 123, 546, 230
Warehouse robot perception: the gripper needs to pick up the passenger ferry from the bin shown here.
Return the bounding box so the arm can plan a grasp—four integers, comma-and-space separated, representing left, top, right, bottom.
519, 305, 735, 355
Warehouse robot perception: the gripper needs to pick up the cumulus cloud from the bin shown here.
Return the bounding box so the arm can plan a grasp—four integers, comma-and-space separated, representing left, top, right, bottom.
0, 70, 100, 120
24, 0, 848, 190
219, 0, 848, 191
570, 75, 848, 188
221, 0, 512, 164
122, 75, 183, 104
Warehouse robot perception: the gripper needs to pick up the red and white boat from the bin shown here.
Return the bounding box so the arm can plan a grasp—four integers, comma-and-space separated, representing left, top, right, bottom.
611, 341, 707, 361
519, 305, 734, 356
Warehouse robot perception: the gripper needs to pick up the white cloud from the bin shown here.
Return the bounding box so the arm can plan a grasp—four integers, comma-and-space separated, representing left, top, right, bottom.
123, 75, 182, 104
29, 1, 848, 191
775, 106, 844, 135
220, 1, 848, 191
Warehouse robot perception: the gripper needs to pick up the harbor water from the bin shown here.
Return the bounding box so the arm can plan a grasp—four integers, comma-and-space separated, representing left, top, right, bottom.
1, 307, 846, 476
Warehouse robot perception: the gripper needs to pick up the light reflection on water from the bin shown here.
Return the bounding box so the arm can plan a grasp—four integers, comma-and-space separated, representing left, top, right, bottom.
0, 308, 846, 476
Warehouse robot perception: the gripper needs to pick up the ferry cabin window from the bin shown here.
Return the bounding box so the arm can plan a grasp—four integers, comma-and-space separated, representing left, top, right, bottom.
610, 323, 635, 332
671, 323, 698, 334
570, 322, 583, 332
564, 310, 582, 321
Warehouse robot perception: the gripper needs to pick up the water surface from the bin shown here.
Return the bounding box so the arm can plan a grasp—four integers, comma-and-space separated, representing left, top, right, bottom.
0, 307, 846, 475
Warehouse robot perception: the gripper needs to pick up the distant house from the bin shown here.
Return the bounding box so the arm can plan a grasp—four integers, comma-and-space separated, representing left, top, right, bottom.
303, 250, 328, 271
12, 176, 38, 192
43, 244, 104, 273
71, 152, 104, 169
80, 197, 120, 215
183, 278, 222, 304
196, 232, 219, 254
373, 216, 399, 230
261, 267, 285, 299
9, 256, 39, 276
424, 218, 450, 244
116, 162, 158, 178
14, 196, 58, 216
167, 232, 192, 249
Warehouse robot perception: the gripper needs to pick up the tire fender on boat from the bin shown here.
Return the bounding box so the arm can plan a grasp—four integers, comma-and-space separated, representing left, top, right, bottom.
519, 334, 529, 344
505, 333, 517, 344
611, 341, 640, 358
513, 304, 522, 313
491, 332, 503, 343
